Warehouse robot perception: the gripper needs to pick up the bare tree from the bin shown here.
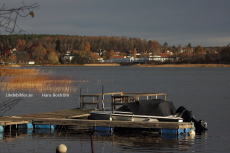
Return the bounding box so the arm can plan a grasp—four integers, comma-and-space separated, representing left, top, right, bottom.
0, 2, 39, 39
0, 2, 39, 116
0, 94, 24, 116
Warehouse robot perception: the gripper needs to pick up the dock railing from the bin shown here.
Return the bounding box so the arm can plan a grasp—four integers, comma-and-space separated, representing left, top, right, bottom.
80, 92, 123, 109
80, 91, 166, 110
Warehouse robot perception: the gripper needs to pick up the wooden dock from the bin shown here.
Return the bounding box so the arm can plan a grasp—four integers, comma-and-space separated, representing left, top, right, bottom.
0, 108, 193, 133
32, 118, 192, 130
0, 91, 194, 135
0, 108, 90, 125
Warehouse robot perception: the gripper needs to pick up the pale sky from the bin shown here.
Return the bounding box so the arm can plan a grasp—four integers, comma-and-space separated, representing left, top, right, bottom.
1, 0, 230, 47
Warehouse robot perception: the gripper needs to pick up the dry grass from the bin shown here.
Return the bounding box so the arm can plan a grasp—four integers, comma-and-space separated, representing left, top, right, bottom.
1, 75, 77, 92
0, 68, 40, 76
0, 67, 89, 92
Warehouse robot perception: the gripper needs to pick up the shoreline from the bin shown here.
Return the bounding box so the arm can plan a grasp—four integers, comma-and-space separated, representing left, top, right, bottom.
2, 63, 230, 67
42, 63, 230, 67
132, 64, 230, 67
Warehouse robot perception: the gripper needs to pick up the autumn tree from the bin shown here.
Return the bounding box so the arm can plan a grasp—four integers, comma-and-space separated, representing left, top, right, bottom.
72, 51, 90, 64
30, 44, 47, 64
16, 39, 27, 51
177, 44, 182, 53
147, 40, 161, 55
133, 47, 137, 58
184, 45, 191, 53
47, 51, 59, 64
83, 41, 91, 51
1, 44, 11, 58
219, 46, 230, 63
8, 54, 17, 63
90, 52, 100, 63
194, 45, 204, 54
102, 49, 115, 60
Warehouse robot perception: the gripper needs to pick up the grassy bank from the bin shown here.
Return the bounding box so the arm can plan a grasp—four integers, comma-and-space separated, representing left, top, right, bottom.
1, 75, 77, 92
0, 68, 39, 76
0, 67, 83, 92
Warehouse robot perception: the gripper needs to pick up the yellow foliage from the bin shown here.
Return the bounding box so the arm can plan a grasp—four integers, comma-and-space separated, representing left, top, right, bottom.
29, 11, 34, 18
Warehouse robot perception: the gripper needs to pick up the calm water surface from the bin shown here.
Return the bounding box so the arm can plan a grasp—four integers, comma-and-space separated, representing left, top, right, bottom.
1, 66, 230, 152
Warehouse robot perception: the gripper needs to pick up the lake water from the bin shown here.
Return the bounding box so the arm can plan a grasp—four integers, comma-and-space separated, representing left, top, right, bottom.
1, 66, 230, 152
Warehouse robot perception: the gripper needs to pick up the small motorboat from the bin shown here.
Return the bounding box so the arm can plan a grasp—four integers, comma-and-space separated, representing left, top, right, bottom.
90, 110, 183, 122
89, 99, 183, 122
89, 99, 208, 132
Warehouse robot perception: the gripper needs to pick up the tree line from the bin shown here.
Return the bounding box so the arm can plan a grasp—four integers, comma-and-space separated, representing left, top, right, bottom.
0, 34, 230, 64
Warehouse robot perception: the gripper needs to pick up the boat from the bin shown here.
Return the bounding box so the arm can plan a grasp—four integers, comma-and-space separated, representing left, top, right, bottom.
89, 99, 208, 131
89, 99, 183, 122
90, 110, 183, 122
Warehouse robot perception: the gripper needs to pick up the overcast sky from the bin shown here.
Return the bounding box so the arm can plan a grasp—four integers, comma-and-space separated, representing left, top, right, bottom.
1, 0, 230, 47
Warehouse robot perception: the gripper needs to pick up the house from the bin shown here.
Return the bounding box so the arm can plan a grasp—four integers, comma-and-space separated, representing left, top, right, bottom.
96, 49, 106, 57
28, 61, 35, 65
163, 50, 173, 55
90, 52, 103, 62
127, 50, 134, 57
10, 48, 17, 54
62, 50, 74, 62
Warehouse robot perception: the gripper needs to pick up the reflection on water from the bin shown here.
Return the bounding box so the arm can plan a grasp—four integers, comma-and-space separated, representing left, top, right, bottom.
0, 129, 208, 153
1, 66, 230, 152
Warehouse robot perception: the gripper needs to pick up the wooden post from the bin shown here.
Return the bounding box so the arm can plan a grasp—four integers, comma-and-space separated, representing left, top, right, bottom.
97, 96, 99, 109
111, 96, 114, 112
102, 85, 105, 110
82, 96, 85, 109
80, 88, 82, 109
90, 135, 94, 153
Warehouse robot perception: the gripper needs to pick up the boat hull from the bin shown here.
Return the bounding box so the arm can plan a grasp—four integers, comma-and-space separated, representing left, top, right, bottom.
89, 111, 183, 122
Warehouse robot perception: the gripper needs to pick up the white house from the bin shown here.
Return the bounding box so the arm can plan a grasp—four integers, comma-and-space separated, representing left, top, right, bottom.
28, 61, 35, 65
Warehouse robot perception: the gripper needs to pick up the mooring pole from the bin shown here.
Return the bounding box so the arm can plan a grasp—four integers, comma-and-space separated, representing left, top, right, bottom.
90, 135, 94, 153
80, 88, 82, 109
102, 85, 105, 110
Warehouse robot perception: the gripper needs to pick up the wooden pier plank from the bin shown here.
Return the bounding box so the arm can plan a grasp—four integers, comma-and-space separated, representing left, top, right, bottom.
0, 108, 90, 126
0, 108, 192, 130
32, 118, 193, 129
19, 108, 90, 119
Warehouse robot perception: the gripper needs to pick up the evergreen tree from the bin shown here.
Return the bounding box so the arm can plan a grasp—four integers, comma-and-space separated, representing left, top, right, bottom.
188, 43, 192, 49
55, 38, 61, 53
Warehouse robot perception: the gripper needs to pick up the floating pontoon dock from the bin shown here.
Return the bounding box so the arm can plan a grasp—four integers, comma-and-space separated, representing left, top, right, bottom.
0, 108, 193, 134
0, 92, 194, 135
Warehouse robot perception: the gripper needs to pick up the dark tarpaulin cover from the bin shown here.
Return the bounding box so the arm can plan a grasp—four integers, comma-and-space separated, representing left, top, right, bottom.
116, 99, 176, 116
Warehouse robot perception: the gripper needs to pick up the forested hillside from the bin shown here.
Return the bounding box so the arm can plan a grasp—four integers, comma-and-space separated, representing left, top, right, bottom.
0, 34, 229, 64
